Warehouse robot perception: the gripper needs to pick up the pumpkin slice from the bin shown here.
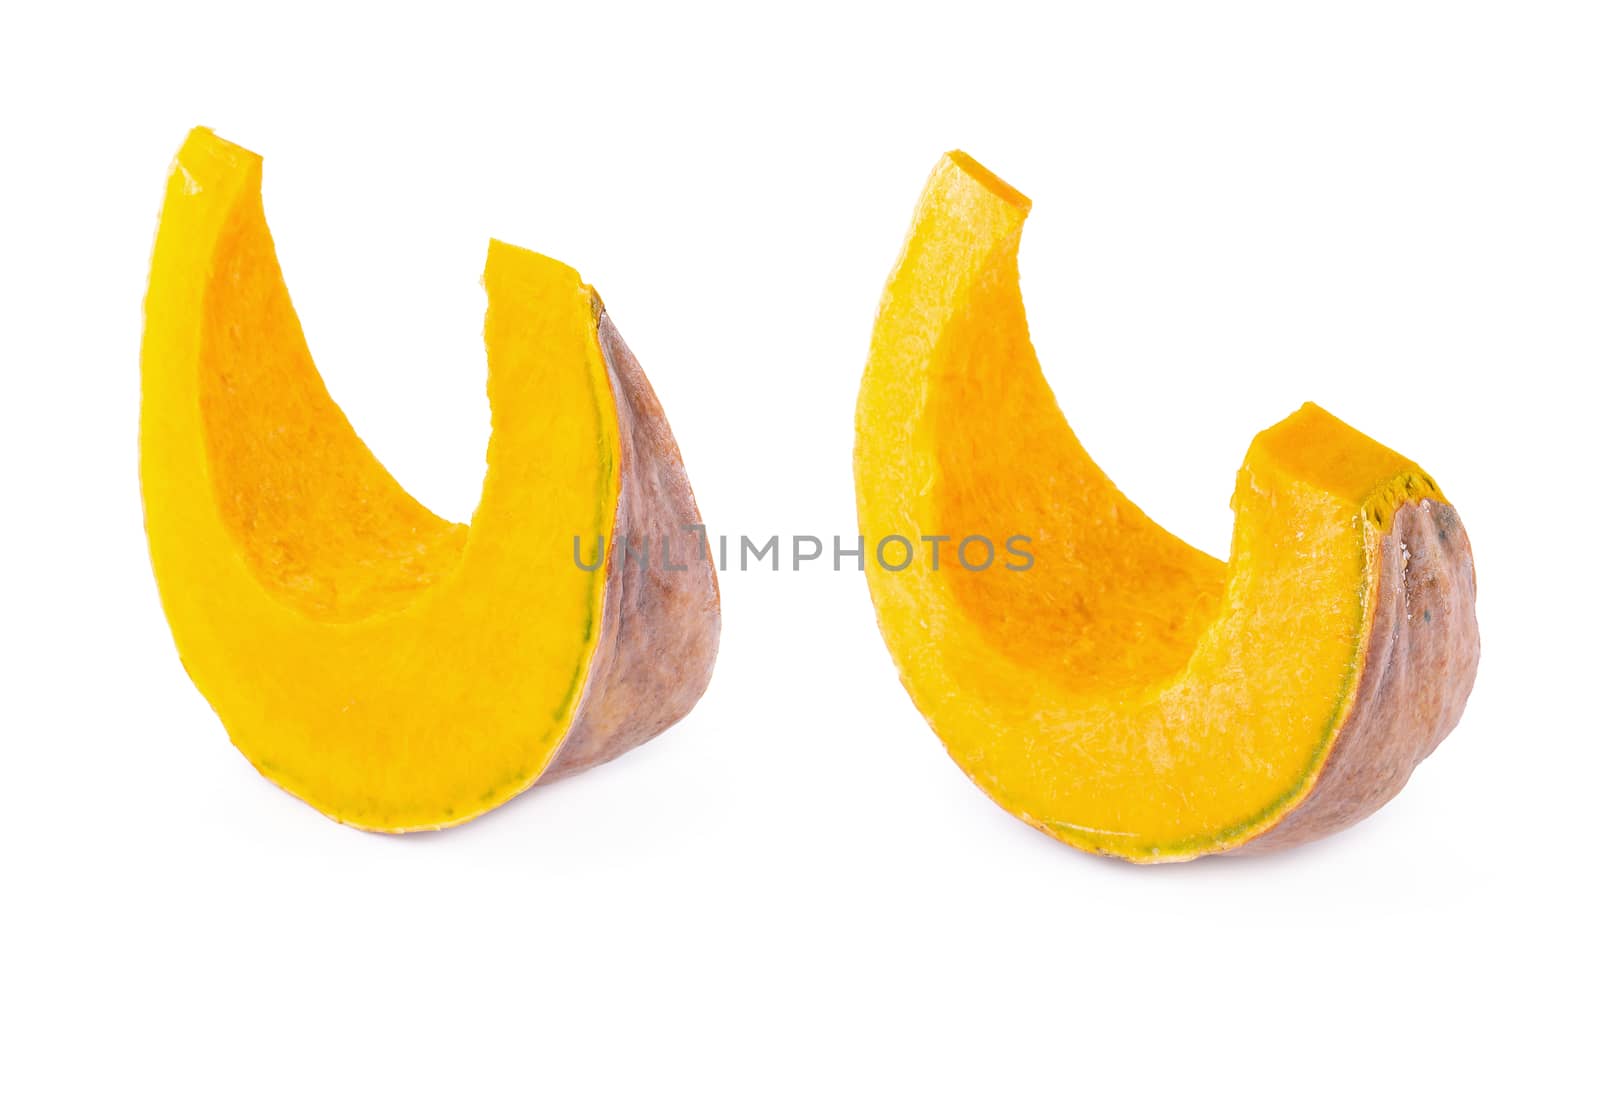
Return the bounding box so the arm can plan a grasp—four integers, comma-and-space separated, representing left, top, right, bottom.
141, 128, 719, 831
855, 152, 1479, 861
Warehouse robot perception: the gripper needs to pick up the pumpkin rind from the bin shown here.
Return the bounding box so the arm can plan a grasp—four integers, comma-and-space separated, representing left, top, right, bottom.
1234, 499, 1478, 853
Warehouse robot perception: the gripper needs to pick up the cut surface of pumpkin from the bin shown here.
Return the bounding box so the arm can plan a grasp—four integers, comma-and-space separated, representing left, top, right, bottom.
855, 152, 1478, 862
141, 129, 719, 831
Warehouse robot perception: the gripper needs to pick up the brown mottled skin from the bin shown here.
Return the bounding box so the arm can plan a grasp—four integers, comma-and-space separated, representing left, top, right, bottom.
1231, 499, 1479, 853
540, 314, 722, 781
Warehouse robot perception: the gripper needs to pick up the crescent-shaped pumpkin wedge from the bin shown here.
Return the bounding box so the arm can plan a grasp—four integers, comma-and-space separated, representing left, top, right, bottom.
855, 152, 1479, 862
141, 128, 719, 831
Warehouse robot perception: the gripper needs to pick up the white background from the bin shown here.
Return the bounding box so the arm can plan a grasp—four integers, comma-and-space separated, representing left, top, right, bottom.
3, 2, 1596, 1091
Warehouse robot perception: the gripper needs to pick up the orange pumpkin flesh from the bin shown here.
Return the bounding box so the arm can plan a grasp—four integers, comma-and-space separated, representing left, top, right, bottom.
855, 152, 1479, 861
141, 129, 719, 831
